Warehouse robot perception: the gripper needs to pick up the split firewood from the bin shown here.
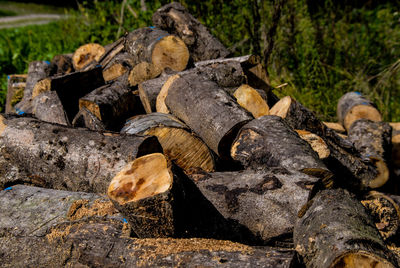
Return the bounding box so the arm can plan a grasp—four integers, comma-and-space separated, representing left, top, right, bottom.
32, 91, 69, 126
14, 61, 53, 114
0, 114, 162, 193
72, 43, 105, 71
31, 66, 105, 122
50, 54, 74, 75
164, 73, 252, 158
5, 74, 26, 114
188, 167, 325, 243
361, 191, 400, 241
156, 74, 181, 113
79, 81, 142, 131
128, 61, 162, 87
125, 27, 189, 74
232, 115, 333, 185
295, 130, 330, 160
270, 95, 385, 190
337, 91, 382, 131
72, 107, 106, 131
152, 2, 230, 62
347, 119, 392, 188
121, 113, 215, 173
294, 188, 398, 268
323, 121, 346, 133
233, 84, 269, 118
139, 74, 171, 113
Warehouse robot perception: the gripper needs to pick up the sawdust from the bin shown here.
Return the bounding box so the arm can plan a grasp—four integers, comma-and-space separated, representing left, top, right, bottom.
46, 224, 73, 243
67, 199, 118, 221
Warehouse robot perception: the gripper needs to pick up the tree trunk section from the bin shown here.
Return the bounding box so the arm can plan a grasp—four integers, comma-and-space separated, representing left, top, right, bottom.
139, 75, 170, 113
121, 113, 215, 173
5, 74, 26, 114
337, 91, 382, 131
72, 107, 106, 131
233, 84, 269, 118
128, 61, 162, 86
152, 2, 230, 61
125, 27, 189, 72
0, 114, 162, 193
14, 61, 52, 114
101, 52, 134, 83
294, 188, 397, 268
165, 73, 252, 159
295, 129, 330, 160
32, 91, 69, 126
72, 43, 105, 71
50, 54, 74, 75
231, 115, 332, 185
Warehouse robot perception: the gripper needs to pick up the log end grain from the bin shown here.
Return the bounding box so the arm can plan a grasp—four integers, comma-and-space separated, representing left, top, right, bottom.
295, 130, 330, 159
233, 84, 269, 118
128, 62, 162, 87
108, 153, 172, 205
369, 156, 389, 188
152, 35, 189, 71
331, 253, 395, 268
31, 78, 51, 99
72, 43, 105, 70
344, 104, 382, 131
156, 74, 180, 114
269, 95, 291, 118
103, 63, 128, 82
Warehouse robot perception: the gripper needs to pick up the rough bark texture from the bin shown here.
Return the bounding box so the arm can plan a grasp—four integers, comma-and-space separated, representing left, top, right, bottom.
32, 91, 69, 126
337, 91, 382, 130
231, 115, 332, 185
79, 81, 139, 131
152, 2, 230, 61
125, 27, 189, 72
5, 74, 26, 114
188, 168, 323, 243
50, 54, 74, 75
121, 113, 215, 172
165, 73, 252, 158
0, 114, 162, 193
72, 107, 106, 131
294, 188, 398, 268
98, 37, 126, 69
14, 61, 53, 114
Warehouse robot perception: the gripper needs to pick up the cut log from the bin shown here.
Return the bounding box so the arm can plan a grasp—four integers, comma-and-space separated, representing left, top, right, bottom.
295, 130, 330, 160
32, 91, 69, 126
0, 114, 162, 193
71, 107, 106, 131
102, 52, 135, 83
361, 191, 400, 241
98, 37, 126, 68
139, 75, 170, 113
337, 91, 382, 130
294, 188, 398, 268
125, 27, 189, 72
14, 61, 52, 114
270, 95, 383, 190
152, 2, 230, 61
72, 43, 105, 70
79, 81, 141, 131
188, 168, 324, 243
5, 74, 26, 114
31, 66, 105, 122
121, 113, 215, 173
50, 54, 74, 75
165, 73, 252, 158
323, 121, 346, 133
233, 84, 269, 118
156, 74, 180, 114
128, 61, 162, 86
231, 115, 333, 185
347, 119, 392, 188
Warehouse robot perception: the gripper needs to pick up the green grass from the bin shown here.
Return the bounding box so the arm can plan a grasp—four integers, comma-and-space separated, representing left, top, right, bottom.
0, 8, 17, 17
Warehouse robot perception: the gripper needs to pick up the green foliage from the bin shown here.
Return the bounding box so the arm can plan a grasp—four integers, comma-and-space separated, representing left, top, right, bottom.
0, 0, 399, 122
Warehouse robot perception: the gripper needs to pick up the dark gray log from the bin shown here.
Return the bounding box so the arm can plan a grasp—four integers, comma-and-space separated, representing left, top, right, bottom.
79, 81, 141, 131
231, 115, 333, 184
165, 73, 252, 159
14, 61, 52, 114
152, 2, 230, 61
5, 74, 26, 114
294, 188, 398, 268
72, 107, 106, 131
188, 168, 323, 243
50, 54, 74, 75
32, 91, 69, 126
337, 91, 382, 130
0, 114, 162, 193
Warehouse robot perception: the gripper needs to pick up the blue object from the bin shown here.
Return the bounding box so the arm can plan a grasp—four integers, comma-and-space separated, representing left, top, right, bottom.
4, 187, 12, 191
354, 91, 362, 95
156, 35, 166, 41
15, 108, 25, 115
7, 75, 10, 80
361, 102, 369, 105
44, 60, 50, 65
123, 218, 128, 223
96, 64, 102, 68
149, 26, 155, 29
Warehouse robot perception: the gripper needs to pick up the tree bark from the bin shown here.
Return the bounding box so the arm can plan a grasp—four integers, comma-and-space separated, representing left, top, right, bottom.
14, 61, 52, 114
121, 113, 215, 173
139, 75, 170, 113
32, 91, 69, 126
5, 74, 26, 114
164, 73, 252, 159
337, 91, 382, 131
188, 168, 324, 243
50, 54, 74, 75
0, 114, 162, 193
72, 107, 106, 131
125, 27, 189, 72
152, 2, 230, 61
231, 115, 332, 185
294, 188, 398, 268
79, 81, 141, 131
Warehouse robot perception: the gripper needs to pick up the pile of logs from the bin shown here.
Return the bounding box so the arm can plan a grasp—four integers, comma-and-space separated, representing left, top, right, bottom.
3, 2, 400, 267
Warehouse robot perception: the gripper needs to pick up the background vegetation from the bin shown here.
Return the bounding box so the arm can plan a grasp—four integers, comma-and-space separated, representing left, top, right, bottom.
0, 0, 399, 121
